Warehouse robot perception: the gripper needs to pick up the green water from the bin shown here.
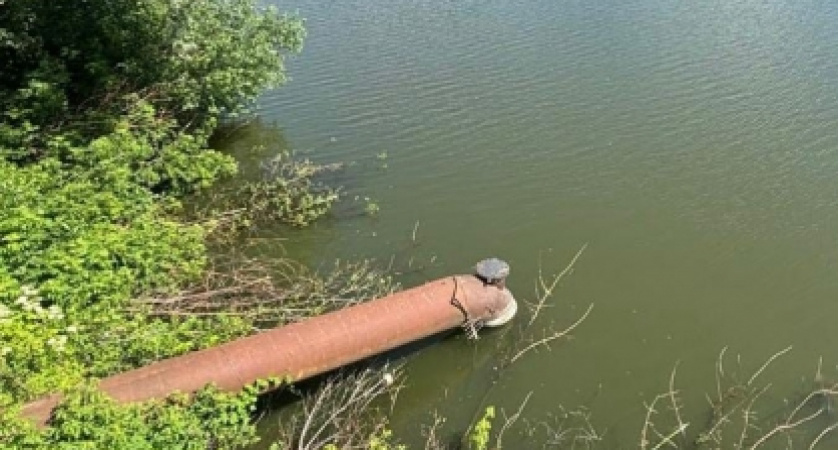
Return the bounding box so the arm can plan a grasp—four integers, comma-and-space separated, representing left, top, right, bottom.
227, 0, 837, 446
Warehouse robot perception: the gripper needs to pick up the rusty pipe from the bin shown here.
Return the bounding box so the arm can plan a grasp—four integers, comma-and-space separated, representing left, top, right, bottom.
22, 268, 517, 426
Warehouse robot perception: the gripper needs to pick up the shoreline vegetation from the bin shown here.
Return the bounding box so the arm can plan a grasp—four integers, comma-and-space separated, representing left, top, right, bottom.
0, 1, 367, 447
0, 1, 835, 449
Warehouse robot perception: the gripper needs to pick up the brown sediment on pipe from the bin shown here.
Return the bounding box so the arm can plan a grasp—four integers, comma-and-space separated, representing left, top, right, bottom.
21, 273, 516, 427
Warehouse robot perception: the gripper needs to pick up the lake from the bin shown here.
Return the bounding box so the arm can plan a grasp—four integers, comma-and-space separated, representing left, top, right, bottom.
228, 0, 837, 447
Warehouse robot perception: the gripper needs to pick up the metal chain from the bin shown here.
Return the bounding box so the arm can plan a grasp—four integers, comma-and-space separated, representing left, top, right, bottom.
450, 277, 483, 340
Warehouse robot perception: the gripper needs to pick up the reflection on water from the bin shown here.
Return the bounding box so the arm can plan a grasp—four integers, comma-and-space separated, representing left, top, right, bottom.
224, 0, 837, 446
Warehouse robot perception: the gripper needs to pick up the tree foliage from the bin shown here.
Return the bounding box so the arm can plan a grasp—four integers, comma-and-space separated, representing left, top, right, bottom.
0, 0, 316, 448
0, 0, 305, 145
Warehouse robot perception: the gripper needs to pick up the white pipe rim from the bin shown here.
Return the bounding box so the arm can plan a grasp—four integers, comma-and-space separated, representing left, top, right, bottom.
484, 292, 518, 327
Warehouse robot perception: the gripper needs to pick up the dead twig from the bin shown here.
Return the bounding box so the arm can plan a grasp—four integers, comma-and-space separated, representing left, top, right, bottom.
279, 365, 405, 450
641, 386, 690, 450
747, 346, 792, 387
749, 384, 838, 449
510, 303, 593, 363
808, 423, 838, 450
134, 255, 398, 327
643, 349, 837, 450
495, 391, 534, 449
527, 244, 588, 327
421, 411, 448, 450
667, 363, 687, 438
526, 404, 603, 449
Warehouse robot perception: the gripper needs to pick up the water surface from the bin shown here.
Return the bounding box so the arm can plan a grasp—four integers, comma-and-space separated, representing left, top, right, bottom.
235, 0, 837, 446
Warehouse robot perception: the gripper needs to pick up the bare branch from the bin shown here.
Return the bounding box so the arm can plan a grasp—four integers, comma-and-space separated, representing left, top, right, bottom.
667, 363, 687, 438
640, 393, 668, 450
495, 392, 534, 449
747, 346, 793, 386
510, 303, 594, 363
421, 411, 447, 450
652, 424, 690, 450
645, 349, 836, 450
527, 244, 588, 327
527, 404, 603, 449
737, 383, 772, 448
716, 346, 729, 403
809, 423, 838, 450
134, 256, 398, 327
279, 365, 404, 450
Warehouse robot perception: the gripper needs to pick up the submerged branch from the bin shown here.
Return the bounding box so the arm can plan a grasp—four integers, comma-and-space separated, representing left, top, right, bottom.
643, 348, 837, 450
276, 365, 405, 450
510, 303, 594, 363
527, 244, 588, 327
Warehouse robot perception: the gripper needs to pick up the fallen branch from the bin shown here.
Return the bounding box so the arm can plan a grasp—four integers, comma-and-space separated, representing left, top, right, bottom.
527, 244, 588, 327
510, 303, 593, 363
746, 346, 792, 386
277, 365, 404, 450
134, 255, 397, 327
495, 392, 533, 449
749, 385, 838, 449
643, 349, 837, 450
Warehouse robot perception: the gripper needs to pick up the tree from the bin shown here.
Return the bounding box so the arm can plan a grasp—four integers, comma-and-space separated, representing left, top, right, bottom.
0, 1, 314, 447
0, 0, 305, 162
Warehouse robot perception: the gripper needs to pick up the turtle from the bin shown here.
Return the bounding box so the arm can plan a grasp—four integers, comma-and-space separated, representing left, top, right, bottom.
475, 258, 510, 287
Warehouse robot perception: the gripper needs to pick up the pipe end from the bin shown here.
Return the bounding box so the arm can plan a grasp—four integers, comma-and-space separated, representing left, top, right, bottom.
484, 289, 518, 327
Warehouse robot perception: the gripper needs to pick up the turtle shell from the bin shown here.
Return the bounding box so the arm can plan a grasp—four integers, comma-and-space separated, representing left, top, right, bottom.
475, 258, 510, 282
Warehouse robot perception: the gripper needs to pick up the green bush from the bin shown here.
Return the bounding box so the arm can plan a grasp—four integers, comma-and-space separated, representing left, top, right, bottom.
1, 381, 266, 449
0, 0, 314, 447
